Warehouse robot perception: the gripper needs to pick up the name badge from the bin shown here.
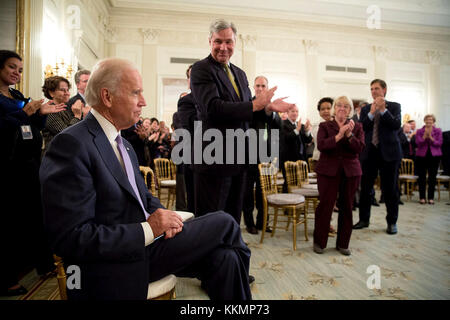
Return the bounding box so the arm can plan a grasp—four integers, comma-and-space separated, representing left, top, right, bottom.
20, 125, 33, 140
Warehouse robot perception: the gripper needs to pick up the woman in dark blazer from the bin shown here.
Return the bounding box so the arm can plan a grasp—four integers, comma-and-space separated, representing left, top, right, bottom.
313, 96, 365, 255
415, 114, 443, 205
0, 50, 65, 296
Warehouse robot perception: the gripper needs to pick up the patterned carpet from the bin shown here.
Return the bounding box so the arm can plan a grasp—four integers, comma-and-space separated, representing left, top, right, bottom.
2, 189, 449, 300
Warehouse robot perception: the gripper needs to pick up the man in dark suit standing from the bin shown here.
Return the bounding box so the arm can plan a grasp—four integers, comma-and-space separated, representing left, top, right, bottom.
190, 19, 291, 224
242, 76, 282, 234
280, 105, 313, 192
40, 57, 252, 300
353, 79, 402, 234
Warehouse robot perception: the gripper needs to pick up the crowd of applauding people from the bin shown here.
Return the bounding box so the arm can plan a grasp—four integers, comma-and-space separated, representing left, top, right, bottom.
0, 18, 447, 300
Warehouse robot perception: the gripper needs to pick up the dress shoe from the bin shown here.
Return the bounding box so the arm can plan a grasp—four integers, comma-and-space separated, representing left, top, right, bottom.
1, 285, 27, 296
371, 200, 380, 207
313, 243, 324, 254
257, 226, 272, 233
246, 226, 258, 235
353, 221, 369, 229
249, 275, 255, 285
399, 200, 404, 205
386, 224, 398, 235
337, 247, 351, 256
428, 200, 435, 205
419, 199, 426, 204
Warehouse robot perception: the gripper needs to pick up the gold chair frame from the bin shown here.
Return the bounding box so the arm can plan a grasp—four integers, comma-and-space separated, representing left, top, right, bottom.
154, 158, 176, 209
140, 166, 156, 196
259, 163, 307, 251
399, 158, 418, 201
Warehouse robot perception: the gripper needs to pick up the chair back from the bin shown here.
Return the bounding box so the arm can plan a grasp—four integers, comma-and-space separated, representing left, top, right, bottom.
400, 158, 414, 175
284, 161, 301, 191
259, 162, 278, 200
296, 160, 309, 185
53, 255, 67, 300
154, 158, 174, 182
140, 166, 156, 195
308, 158, 317, 173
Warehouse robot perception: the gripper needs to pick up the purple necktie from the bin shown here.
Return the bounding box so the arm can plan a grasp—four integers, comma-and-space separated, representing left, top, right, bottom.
115, 134, 149, 219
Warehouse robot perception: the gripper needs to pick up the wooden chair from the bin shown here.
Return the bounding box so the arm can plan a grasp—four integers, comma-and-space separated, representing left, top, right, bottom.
297, 160, 317, 185
436, 174, 450, 201
259, 162, 307, 251
53, 255, 177, 300
398, 158, 418, 201
154, 158, 176, 209
308, 158, 317, 173
140, 166, 156, 196
286, 161, 319, 219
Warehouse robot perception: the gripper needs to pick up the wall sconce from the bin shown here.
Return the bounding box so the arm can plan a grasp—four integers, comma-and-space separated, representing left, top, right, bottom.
44, 58, 73, 79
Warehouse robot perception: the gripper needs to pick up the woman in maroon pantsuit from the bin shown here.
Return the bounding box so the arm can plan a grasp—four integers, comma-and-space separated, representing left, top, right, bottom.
313, 96, 365, 255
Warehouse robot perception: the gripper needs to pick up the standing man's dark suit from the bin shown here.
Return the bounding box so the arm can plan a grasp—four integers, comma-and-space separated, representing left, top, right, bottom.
281, 120, 312, 162
177, 92, 197, 214
190, 54, 253, 223
242, 99, 282, 232
356, 83, 402, 233
40, 59, 252, 300
280, 118, 312, 192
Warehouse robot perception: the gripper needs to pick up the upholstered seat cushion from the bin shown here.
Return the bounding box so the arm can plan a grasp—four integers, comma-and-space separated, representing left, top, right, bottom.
399, 174, 418, 180
267, 193, 305, 205
147, 274, 177, 299
174, 211, 195, 222
308, 172, 317, 178
161, 180, 176, 187
308, 178, 317, 184
437, 175, 450, 181
301, 184, 318, 190
276, 178, 284, 185
291, 188, 319, 197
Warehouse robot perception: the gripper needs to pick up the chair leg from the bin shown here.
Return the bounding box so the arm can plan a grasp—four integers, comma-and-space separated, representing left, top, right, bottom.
437, 181, 440, 201
292, 208, 297, 251
303, 205, 308, 241
260, 205, 268, 244
272, 207, 278, 237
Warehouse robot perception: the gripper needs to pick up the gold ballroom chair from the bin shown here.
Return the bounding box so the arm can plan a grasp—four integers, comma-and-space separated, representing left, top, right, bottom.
285, 161, 319, 219
398, 158, 418, 201
140, 165, 156, 196
153, 158, 177, 209
436, 174, 450, 201
259, 162, 307, 251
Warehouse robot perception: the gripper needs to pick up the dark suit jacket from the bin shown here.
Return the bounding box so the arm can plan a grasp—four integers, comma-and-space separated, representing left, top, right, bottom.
315, 120, 365, 177
359, 100, 402, 162
121, 124, 147, 166
66, 92, 86, 110
40, 112, 164, 300
190, 54, 253, 176
398, 129, 411, 159
281, 120, 312, 162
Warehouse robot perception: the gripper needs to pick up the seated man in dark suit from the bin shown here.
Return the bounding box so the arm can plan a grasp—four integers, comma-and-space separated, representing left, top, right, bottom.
40, 58, 252, 300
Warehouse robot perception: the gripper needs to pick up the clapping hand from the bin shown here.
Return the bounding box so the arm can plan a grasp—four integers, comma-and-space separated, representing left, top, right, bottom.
304, 119, 312, 132
24, 99, 66, 116
267, 96, 294, 113
345, 119, 355, 137
135, 124, 148, 140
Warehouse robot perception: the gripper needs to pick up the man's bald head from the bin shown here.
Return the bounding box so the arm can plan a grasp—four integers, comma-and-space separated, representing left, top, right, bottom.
85, 58, 138, 108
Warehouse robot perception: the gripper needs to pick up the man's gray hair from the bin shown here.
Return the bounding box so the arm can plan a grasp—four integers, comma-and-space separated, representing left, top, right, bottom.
74, 69, 91, 84
254, 76, 269, 85
209, 19, 237, 39
85, 58, 137, 107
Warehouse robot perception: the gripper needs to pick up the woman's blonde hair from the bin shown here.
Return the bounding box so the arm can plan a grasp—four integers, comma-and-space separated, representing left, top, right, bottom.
332, 95, 354, 118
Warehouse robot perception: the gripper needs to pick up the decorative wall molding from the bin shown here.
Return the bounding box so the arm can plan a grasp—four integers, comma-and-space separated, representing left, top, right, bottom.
105, 26, 118, 43
141, 28, 160, 45
373, 46, 390, 61
239, 34, 257, 51
303, 39, 318, 56
427, 50, 443, 65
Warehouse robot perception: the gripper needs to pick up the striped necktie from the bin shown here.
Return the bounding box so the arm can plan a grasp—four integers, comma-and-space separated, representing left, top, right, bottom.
223, 64, 241, 99
372, 110, 380, 147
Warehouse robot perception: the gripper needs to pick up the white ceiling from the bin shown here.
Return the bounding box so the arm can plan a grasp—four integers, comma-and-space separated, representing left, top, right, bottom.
108, 0, 450, 29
